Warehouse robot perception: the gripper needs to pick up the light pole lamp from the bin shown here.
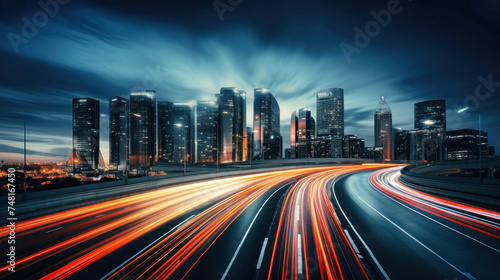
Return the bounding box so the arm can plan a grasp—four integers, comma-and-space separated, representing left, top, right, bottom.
215, 121, 219, 171
457, 107, 482, 184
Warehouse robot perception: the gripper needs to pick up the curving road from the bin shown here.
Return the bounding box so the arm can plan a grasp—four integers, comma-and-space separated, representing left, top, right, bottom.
333, 167, 500, 280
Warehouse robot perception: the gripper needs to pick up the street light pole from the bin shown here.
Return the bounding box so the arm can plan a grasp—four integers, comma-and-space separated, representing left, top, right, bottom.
479, 113, 482, 184
183, 128, 186, 174
23, 118, 27, 200
216, 121, 219, 172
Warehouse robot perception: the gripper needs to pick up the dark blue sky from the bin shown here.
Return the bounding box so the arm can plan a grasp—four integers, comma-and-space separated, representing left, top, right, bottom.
0, 0, 499, 162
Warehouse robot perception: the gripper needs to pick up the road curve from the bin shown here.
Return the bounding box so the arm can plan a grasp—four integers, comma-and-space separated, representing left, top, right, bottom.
333, 167, 500, 280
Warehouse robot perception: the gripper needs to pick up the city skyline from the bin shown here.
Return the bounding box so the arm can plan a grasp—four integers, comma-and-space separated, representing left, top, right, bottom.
0, 0, 499, 163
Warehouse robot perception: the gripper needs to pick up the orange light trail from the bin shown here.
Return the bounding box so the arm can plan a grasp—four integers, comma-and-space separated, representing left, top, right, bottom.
0, 165, 400, 279
369, 167, 500, 239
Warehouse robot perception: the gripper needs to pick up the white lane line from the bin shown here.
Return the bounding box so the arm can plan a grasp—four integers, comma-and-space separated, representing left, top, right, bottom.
95, 214, 107, 218
297, 234, 303, 275
296, 207, 300, 221
46, 227, 62, 234
99, 215, 195, 280
256, 238, 268, 269
333, 181, 391, 280
371, 178, 500, 254
356, 194, 477, 280
220, 183, 290, 280
343, 229, 362, 257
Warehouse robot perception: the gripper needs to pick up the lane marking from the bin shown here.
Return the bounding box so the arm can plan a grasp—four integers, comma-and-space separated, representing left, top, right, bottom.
99, 215, 195, 280
221, 183, 290, 280
298, 233, 303, 275
356, 194, 476, 280
296, 207, 300, 221
95, 214, 107, 218
343, 229, 361, 256
46, 227, 62, 234
256, 238, 268, 269
333, 180, 391, 280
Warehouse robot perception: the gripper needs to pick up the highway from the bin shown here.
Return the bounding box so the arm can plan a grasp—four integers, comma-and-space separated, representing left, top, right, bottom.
1, 164, 499, 279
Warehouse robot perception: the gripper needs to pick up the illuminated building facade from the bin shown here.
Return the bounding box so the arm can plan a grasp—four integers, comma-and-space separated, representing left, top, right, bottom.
290, 111, 298, 158
72, 98, 100, 171
297, 108, 314, 158
109, 96, 129, 175
158, 101, 175, 163
217, 87, 247, 163
414, 100, 447, 161
173, 103, 195, 164
197, 100, 218, 163
130, 90, 157, 168
342, 135, 365, 158
253, 88, 282, 160
374, 96, 393, 161
447, 129, 488, 160
316, 88, 344, 158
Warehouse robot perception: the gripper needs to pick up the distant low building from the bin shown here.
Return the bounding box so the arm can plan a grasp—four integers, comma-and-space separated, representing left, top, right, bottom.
342, 135, 365, 158
447, 129, 488, 160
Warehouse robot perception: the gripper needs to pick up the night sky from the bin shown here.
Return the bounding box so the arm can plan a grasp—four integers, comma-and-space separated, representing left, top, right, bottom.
0, 0, 499, 163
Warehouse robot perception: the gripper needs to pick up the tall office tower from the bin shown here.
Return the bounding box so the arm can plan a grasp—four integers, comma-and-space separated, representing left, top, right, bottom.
247, 127, 253, 161
297, 108, 314, 158
374, 96, 393, 161
290, 111, 298, 158
72, 98, 100, 171
197, 100, 218, 163
310, 117, 316, 140
447, 129, 488, 160
158, 101, 174, 163
342, 135, 365, 158
109, 97, 129, 175
414, 100, 447, 161
253, 88, 282, 160
130, 90, 157, 169
173, 103, 195, 164
316, 88, 344, 157
218, 87, 247, 163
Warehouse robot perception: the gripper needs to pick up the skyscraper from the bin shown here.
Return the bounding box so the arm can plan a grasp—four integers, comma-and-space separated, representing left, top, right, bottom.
297, 108, 314, 158
72, 98, 100, 170
414, 100, 447, 161
316, 88, 344, 157
158, 101, 174, 163
173, 103, 195, 164
130, 90, 157, 169
374, 96, 393, 161
253, 88, 282, 160
218, 87, 247, 163
290, 111, 298, 158
109, 96, 129, 175
197, 100, 218, 163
